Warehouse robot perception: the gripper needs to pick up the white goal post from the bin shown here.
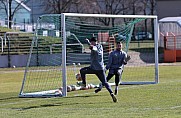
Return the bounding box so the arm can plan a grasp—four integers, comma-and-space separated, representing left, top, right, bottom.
61, 13, 159, 96
19, 13, 159, 98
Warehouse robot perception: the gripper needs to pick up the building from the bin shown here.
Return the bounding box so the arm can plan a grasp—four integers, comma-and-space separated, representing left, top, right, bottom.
156, 0, 181, 20
25, 0, 48, 24
0, 0, 31, 26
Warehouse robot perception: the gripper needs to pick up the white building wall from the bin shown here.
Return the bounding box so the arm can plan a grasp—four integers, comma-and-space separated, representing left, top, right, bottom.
159, 23, 181, 34
0, 0, 31, 27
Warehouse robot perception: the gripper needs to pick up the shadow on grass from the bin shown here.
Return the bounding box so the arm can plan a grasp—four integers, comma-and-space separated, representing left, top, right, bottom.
0, 96, 18, 101
66, 94, 102, 98
12, 94, 107, 111
12, 103, 64, 111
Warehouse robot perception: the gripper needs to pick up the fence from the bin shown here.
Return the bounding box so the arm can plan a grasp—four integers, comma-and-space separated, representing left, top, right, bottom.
160, 32, 181, 62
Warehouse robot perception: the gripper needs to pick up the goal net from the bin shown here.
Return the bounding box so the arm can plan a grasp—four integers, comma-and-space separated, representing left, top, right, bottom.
19, 13, 159, 98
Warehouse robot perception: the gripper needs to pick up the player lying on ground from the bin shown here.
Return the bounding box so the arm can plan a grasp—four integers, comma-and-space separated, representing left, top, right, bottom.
95, 42, 131, 95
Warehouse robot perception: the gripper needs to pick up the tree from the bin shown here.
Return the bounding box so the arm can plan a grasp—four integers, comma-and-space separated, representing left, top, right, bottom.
0, 0, 26, 28
41, 0, 155, 29
71, 0, 96, 13
70, 0, 130, 26
149, 0, 156, 40
85, 0, 142, 26
92, 0, 129, 26
141, 0, 150, 36
42, 0, 74, 14
141, 0, 156, 39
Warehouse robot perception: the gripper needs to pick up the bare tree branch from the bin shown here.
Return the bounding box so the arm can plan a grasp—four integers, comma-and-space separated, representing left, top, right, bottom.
0, 0, 27, 28
42, 0, 73, 13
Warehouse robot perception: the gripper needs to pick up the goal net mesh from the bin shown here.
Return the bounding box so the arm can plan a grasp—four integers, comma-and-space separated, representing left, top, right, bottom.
19, 14, 158, 97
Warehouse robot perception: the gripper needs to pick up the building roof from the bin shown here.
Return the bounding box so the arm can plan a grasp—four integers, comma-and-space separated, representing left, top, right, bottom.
159, 17, 181, 26
159, 17, 181, 33
15, 0, 31, 12
159, 17, 181, 23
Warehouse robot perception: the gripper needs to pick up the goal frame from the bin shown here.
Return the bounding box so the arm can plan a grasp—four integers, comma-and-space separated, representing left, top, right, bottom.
61, 13, 159, 97
18, 13, 159, 98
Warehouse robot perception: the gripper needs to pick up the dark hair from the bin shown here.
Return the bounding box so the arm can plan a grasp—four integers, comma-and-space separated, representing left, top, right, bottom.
116, 42, 122, 44
90, 37, 97, 42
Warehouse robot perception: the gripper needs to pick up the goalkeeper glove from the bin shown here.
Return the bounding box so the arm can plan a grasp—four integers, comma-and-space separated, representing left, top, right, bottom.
125, 55, 131, 62
123, 55, 131, 65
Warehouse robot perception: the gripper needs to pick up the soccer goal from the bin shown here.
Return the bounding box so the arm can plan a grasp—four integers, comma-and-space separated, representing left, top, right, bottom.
19, 13, 159, 98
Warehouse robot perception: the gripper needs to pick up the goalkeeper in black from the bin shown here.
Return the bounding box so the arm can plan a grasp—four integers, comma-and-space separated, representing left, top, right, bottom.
95, 42, 130, 95
79, 36, 117, 102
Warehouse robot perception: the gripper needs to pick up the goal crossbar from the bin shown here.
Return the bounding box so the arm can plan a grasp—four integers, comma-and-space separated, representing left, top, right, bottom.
62, 13, 157, 19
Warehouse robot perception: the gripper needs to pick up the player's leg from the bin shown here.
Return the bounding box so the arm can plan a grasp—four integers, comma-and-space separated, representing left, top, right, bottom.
115, 68, 123, 95
107, 73, 114, 82
94, 83, 102, 93
95, 73, 114, 93
117, 68, 123, 84
114, 74, 120, 95
96, 70, 117, 102
79, 67, 95, 87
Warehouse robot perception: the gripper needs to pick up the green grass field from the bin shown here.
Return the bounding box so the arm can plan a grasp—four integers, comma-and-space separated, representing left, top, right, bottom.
0, 65, 181, 118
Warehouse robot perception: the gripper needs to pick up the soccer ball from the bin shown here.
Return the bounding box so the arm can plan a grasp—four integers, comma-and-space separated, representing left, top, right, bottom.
67, 85, 72, 92
76, 73, 82, 81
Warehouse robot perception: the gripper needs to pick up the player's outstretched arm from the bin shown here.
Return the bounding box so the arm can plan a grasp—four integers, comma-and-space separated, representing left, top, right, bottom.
85, 38, 91, 45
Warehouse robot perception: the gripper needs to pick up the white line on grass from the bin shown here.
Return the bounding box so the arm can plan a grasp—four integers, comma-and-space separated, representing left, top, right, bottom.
170, 105, 181, 109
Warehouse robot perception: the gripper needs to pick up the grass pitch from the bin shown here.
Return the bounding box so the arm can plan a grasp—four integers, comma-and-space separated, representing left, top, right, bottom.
0, 65, 181, 118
